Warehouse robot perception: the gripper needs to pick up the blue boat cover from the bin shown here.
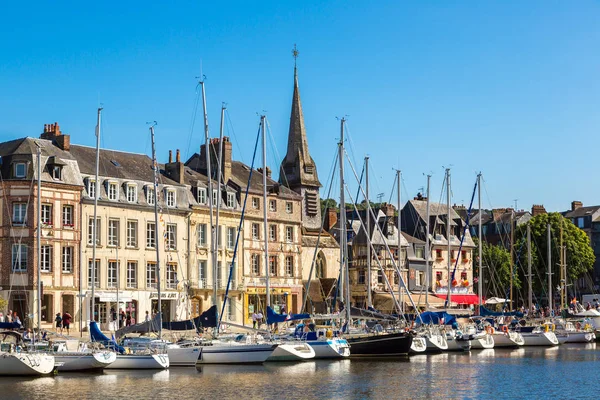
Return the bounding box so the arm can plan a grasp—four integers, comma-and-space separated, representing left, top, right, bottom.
266, 306, 310, 325
162, 305, 217, 331
0, 322, 21, 329
89, 321, 125, 354
418, 311, 456, 326
479, 306, 524, 318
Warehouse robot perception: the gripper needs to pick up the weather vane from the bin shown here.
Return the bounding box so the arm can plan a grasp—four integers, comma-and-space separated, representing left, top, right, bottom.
292, 44, 299, 68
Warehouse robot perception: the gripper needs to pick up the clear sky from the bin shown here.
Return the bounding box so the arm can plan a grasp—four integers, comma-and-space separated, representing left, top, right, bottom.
1, 1, 599, 212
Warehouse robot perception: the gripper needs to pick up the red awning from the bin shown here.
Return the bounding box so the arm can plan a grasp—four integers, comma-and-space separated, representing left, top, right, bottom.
434, 294, 480, 305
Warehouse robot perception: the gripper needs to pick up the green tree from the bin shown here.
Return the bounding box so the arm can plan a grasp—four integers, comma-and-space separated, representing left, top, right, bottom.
473, 237, 521, 298
515, 212, 594, 305
0, 296, 6, 311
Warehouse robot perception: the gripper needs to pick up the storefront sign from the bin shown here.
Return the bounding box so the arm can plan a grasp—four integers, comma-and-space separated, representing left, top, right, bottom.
149, 292, 178, 299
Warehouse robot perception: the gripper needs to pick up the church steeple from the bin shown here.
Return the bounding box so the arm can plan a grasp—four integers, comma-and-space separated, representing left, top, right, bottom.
279, 45, 322, 230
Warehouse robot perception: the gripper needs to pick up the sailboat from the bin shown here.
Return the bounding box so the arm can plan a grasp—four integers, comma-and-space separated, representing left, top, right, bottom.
0, 145, 55, 376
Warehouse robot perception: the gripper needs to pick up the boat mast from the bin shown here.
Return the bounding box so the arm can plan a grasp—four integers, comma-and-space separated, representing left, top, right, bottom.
261, 116, 270, 309
477, 173, 482, 311
215, 104, 225, 308
339, 118, 351, 325
527, 223, 533, 313
446, 168, 451, 308
510, 211, 514, 308
547, 223, 552, 311
425, 174, 431, 309
396, 170, 403, 314
36, 145, 42, 340
560, 219, 565, 309
199, 79, 218, 335
91, 107, 102, 323
365, 156, 371, 308
149, 124, 162, 340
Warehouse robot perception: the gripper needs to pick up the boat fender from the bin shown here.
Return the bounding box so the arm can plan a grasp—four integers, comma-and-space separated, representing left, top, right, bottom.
544, 325, 549, 333
501, 326, 509, 334
551, 324, 555, 332
326, 329, 333, 339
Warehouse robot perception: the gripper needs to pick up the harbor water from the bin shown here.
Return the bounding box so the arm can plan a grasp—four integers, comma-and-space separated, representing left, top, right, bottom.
0, 344, 597, 399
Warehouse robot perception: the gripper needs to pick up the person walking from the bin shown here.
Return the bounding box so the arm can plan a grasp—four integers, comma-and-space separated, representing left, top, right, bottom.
144, 311, 150, 322
55, 313, 63, 334
62, 311, 72, 335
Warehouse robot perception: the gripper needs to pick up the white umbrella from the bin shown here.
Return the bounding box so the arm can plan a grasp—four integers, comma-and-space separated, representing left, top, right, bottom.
485, 297, 509, 305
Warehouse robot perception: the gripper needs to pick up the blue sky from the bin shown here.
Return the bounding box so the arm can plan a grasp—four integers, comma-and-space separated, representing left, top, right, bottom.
1, 1, 599, 212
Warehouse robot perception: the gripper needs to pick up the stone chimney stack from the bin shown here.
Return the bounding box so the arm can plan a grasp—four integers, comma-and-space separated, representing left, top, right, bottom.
531, 204, 547, 216
165, 148, 185, 184
572, 201, 583, 211
199, 136, 233, 183
40, 122, 70, 151
176, 149, 181, 163
380, 203, 396, 218
258, 167, 272, 178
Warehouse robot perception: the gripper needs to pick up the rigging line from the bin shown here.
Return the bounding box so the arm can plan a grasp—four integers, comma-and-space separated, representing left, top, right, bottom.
264, 118, 291, 191
225, 109, 246, 166
342, 122, 361, 184
481, 176, 512, 251
184, 83, 202, 161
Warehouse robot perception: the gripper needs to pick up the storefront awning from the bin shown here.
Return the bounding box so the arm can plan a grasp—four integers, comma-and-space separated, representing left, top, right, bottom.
93, 292, 132, 302
434, 294, 480, 305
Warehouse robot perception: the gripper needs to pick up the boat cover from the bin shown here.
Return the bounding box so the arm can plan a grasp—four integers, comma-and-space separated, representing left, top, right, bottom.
350, 306, 397, 321
0, 322, 21, 329
479, 306, 523, 318
115, 314, 161, 339
419, 311, 456, 326
162, 305, 217, 331
89, 321, 125, 354
266, 306, 310, 325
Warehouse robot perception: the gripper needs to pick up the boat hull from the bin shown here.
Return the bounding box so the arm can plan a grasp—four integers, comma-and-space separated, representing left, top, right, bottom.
410, 337, 427, 353
55, 351, 117, 371
306, 339, 350, 359
105, 354, 169, 369
197, 344, 277, 364
347, 332, 412, 357
267, 343, 315, 362
521, 332, 559, 346
492, 332, 524, 348
470, 334, 494, 349
167, 347, 200, 366
424, 333, 448, 352
446, 338, 471, 351
0, 353, 55, 376
565, 332, 595, 343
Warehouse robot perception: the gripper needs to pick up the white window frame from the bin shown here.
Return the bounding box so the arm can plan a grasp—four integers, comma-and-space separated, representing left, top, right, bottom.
269, 256, 278, 277
14, 162, 27, 178
88, 259, 100, 288
50, 165, 62, 180
146, 262, 157, 289
108, 261, 118, 288
108, 181, 119, 201
269, 199, 277, 212
108, 219, 120, 246
12, 244, 27, 272
146, 187, 155, 205
252, 197, 260, 209
252, 223, 260, 240
166, 223, 177, 250
227, 227, 235, 249
227, 297, 235, 321
197, 224, 207, 247
197, 188, 206, 204
40, 245, 52, 272
62, 246, 73, 273
165, 189, 176, 208
286, 226, 294, 243
12, 203, 27, 225
285, 256, 294, 277
126, 184, 137, 203
227, 193, 235, 208
126, 220, 138, 248
87, 179, 96, 199
146, 222, 156, 249
41, 204, 52, 225
62, 205, 74, 227
269, 225, 277, 241
166, 264, 177, 289
286, 202, 293, 214
88, 217, 101, 246
126, 261, 137, 289
212, 190, 218, 207
198, 261, 207, 288
251, 254, 260, 275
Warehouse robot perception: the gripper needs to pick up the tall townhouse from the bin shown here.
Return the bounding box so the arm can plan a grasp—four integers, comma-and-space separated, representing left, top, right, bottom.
0, 123, 83, 328
70, 142, 192, 329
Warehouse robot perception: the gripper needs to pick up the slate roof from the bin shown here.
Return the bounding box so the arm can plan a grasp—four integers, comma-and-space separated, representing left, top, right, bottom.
229, 161, 301, 200
564, 206, 600, 219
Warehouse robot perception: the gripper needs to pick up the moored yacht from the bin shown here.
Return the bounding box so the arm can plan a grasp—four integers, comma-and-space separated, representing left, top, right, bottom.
0, 331, 55, 376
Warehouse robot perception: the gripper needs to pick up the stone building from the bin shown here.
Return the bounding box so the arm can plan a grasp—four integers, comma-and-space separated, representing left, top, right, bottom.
0, 124, 83, 328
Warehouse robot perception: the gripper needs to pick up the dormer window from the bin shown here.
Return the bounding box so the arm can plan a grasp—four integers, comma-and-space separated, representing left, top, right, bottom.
165, 189, 176, 208
47, 156, 65, 181
197, 188, 207, 205
212, 190, 218, 206
87, 179, 96, 199
107, 181, 118, 201
146, 187, 155, 205
126, 184, 137, 203
226, 193, 235, 208
13, 162, 27, 178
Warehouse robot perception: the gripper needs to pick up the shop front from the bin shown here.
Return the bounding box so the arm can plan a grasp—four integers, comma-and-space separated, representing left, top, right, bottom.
244, 286, 300, 325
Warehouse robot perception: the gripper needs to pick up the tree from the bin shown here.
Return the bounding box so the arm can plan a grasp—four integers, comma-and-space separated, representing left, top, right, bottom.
514, 212, 594, 306
473, 237, 521, 298
0, 296, 6, 312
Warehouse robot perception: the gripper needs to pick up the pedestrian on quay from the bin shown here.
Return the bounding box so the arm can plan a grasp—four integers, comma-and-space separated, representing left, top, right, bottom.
145, 311, 150, 322
14, 313, 21, 327
252, 312, 258, 329
55, 313, 63, 334
0, 312, 4, 323
256, 311, 263, 330
6, 310, 12, 323
119, 309, 126, 328
62, 311, 72, 335
126, 312, 132, 327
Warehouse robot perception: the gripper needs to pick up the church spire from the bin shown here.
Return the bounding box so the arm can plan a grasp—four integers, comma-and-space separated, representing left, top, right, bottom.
279, 44, 321, 189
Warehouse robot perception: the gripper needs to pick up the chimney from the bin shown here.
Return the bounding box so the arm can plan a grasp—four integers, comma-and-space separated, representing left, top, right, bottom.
258, 167, 272, 178
380, 203, 396, 218
165, 148, 185, 184
326, 208, 338, 232
198, 136, 233, 183
40, 122, 70, 151
176, 149, 181, 163
572, 201, 583, 211
531, 204, 547, 216
414, 193, 425, 201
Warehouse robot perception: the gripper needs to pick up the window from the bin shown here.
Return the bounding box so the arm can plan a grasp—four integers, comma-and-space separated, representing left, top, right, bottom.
285, 256, 294, 277
146, 262, 157, 288
252, 197, 260, 209
126, 261, 138, 288
286, 226, 294, 243
269, 199, 277, 212
286, 202, 293, 214
50, 165, 62, 180
126, 184, 137, 203
62, 246, 73, 273
217, 262, 223, 288
12, 244, 27, 271
227, 227, 236, 249
578, 217, 585, 229
451, 250, 457, 261
415, 270, 422, 286
108, 219, 120, 246
166, 189, 176, 208
436, 249, 443, 259
88, 259, 100, 288
108, 182, 118, 201
358, 270, 366, 284
269, 256, 278, 276
126, 220, 138, 247
40, 245, 52, 272
167, 264, 177, 289
197, 188, 206, 204
166, 224, 177, 250
415, 246, 425, 259
146, 222, 156, 248
108, 261, 118, 288
41, 204, 52, 225
252, 223, 260, 240
251, 254, 260, 275
198, 261, 207, 288
88, 217, 101, 245
269, 225, 277, 241
227, 193, 235, 208
197, 224, 207, 247
212, 190, 218, 206
462, 250, 469, 261
12, 203, 27, 225
147, 187, 155, 205
13, 162, 27, 178
377, 270, 383, 284
87, 179, 96, 199
227, 298, 235, 321
62, 205, 74, 227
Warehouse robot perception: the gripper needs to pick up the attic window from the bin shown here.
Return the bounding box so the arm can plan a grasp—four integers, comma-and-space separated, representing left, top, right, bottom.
13, 162, 27, 178
304, 165, 314, 174
47, 156, 65, 181
111, 160, 121, 167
